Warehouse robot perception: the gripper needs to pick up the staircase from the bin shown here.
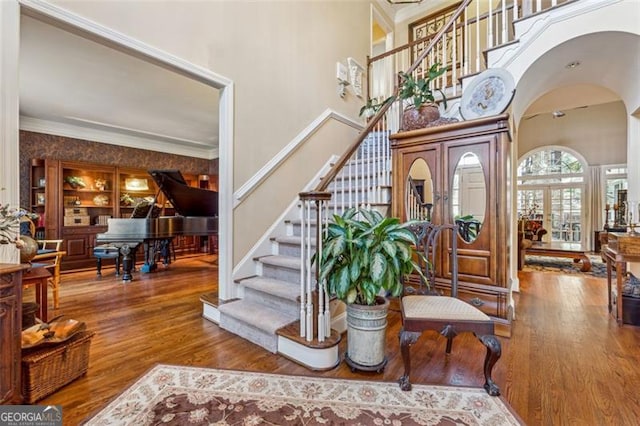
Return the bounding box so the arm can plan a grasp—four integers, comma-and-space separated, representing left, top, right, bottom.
208, 149, 391, 368
204, 0, 617, 369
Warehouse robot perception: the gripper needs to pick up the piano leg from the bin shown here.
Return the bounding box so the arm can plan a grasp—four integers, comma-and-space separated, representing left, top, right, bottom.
160, 238, 172, 267
140, 240, 158, 273
120, 245, 134, 282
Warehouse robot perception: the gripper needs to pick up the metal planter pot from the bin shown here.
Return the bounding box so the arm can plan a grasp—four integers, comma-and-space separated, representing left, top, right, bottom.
345, 296, 390, 372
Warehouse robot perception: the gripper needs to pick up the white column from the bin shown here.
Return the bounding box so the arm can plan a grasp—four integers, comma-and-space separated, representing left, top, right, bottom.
0, 0, 20, 208
627, 114, 640, 275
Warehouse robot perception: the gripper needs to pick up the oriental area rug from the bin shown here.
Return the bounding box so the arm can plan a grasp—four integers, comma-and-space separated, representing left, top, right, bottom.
84, 364, 523, 425
523, 254, 608, 278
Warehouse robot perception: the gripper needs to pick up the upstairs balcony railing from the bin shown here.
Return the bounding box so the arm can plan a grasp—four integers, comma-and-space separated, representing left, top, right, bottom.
296, 0, 571, 343
368, 0, 570, 112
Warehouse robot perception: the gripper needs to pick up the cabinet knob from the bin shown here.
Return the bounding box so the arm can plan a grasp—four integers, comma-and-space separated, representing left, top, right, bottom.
470, 297, 484, 307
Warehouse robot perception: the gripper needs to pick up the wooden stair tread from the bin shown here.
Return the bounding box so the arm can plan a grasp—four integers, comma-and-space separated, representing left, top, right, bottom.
276, 322, 342, 349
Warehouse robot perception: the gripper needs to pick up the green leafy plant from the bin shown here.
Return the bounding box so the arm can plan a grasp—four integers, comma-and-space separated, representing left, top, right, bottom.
399, 63, 448, 109
359, 96, 393, 118
454, 214, 481, 240
318, 208, 426, 306
64, 176, 86, 189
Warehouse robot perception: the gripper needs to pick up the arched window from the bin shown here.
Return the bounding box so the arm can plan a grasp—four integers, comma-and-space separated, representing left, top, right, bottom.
517, 148, 586, 244
518, 149, 584, 183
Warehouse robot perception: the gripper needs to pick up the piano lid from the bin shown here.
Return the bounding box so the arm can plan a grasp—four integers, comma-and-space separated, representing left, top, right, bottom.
149, 170, 218, 217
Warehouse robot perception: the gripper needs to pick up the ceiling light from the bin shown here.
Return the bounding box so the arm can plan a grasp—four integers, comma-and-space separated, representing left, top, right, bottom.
552, 110, 565, 118
387, 0, 423, 4
565, 61, 581, 69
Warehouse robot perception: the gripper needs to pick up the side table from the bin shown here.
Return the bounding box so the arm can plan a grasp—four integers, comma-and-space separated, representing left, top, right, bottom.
22, 266, 52, 322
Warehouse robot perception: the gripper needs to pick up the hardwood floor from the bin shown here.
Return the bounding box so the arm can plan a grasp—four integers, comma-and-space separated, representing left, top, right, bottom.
24, 255, 640, 425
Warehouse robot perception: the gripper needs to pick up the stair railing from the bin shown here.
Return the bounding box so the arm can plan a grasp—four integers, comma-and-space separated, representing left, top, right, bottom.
367, 0, 570, 106
297, 0, 473, 343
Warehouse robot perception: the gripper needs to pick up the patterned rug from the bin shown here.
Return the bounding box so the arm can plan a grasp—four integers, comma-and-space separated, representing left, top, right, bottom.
523, 254, 608, 278
84, 364, 523, 425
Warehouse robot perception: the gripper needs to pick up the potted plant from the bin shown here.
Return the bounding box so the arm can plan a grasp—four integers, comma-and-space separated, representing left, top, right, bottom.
399, 63, 448, 130
318, 207, 425, 371
359, 96, 393, 120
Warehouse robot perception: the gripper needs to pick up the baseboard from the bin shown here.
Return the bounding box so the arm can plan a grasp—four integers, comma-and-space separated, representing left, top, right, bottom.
202, 302, 220, 323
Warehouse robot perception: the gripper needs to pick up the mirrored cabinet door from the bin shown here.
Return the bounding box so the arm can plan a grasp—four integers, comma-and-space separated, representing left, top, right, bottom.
450, 152, 487, 243
442, 141, 495, 286
392, 143, 441, 225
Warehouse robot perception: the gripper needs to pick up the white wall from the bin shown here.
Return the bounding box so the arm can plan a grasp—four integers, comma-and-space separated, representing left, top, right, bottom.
48, 0, 372, 263
518, 101, 627, 165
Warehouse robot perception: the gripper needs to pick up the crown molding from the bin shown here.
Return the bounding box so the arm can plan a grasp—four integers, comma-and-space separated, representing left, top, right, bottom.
20, 116, 219, 159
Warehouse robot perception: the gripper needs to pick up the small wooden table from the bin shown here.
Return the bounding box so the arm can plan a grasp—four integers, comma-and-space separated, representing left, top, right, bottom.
525, 242, 592, 272
603, 233, 640, 325
22, 266, 52, 322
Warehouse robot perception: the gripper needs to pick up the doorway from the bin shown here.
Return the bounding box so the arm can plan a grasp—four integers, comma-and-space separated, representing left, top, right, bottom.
517, 147, 586, 246
11, 1, 234, 297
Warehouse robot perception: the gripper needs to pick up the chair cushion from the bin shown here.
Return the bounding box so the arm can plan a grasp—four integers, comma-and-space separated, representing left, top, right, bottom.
402, 295, 490, 321
37, 249, 56, 255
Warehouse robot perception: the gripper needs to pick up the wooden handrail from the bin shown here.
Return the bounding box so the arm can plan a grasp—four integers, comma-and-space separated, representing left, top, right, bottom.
314, 95, 396, 192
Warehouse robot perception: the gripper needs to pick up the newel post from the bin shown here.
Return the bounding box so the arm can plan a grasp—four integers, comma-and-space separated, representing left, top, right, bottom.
298, 191, 332, 342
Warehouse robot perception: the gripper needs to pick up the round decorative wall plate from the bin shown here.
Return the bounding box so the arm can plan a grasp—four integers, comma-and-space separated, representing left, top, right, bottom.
460, 68, 515, 120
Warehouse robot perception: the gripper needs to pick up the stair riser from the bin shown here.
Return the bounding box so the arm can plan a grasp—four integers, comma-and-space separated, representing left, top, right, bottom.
290, 223, 317, 238
261, 263, 302, 284
219, 315, 278, 353
243, 287, 299, 318
276, 242, 303, 258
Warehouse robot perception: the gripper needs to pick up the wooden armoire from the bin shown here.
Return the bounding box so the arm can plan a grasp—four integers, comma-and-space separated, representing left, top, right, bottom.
390, 114, 513, 335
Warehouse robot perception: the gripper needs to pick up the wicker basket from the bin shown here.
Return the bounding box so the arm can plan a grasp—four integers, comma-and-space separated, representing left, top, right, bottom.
21, 331, 95, 403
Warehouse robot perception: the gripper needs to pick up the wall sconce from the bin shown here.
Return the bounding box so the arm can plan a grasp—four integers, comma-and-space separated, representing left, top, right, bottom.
336, 61, 350, 98
347, 57, 365, 98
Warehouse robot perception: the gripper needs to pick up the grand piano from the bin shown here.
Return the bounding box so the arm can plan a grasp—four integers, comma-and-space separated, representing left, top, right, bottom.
96, 170, 218, 281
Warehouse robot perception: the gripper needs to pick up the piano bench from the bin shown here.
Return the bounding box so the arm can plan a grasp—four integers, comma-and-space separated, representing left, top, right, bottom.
93, 245, 122, 277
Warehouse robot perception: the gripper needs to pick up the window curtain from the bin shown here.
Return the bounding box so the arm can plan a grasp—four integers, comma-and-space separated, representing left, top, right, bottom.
589, 166, 603, 245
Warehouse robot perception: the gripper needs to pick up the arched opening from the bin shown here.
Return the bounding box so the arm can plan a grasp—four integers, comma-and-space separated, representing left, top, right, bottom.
517, 147, 586, 244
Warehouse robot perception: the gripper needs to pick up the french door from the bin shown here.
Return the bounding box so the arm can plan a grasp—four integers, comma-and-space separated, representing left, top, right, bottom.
518, 184, 585, 244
